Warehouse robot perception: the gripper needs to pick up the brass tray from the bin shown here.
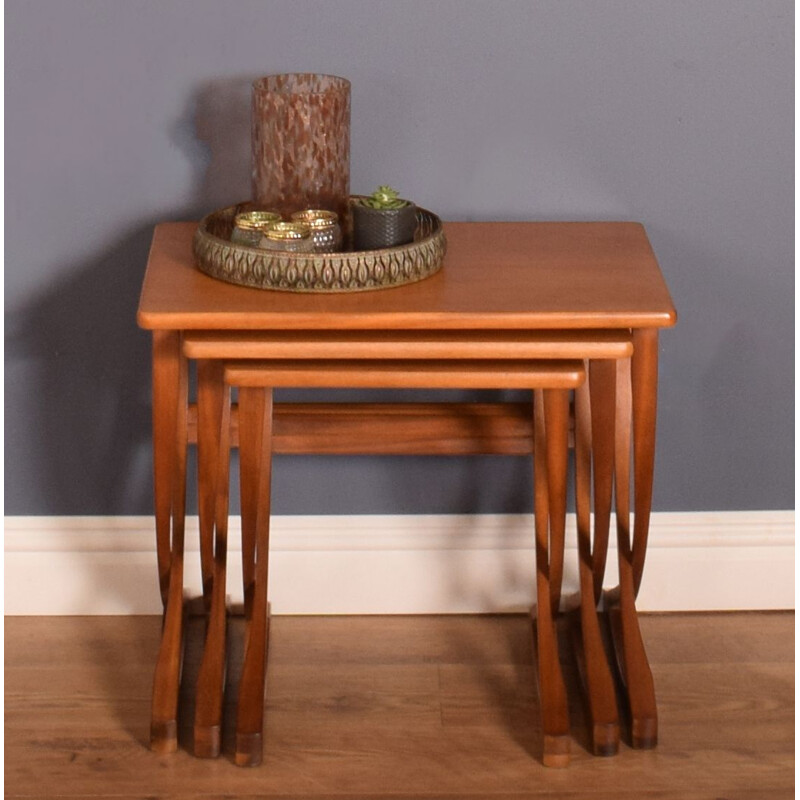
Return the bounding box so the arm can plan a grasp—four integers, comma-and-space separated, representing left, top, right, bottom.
193, 202, 446, 293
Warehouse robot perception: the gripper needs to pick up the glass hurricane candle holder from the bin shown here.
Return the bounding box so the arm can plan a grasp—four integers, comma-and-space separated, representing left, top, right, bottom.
290, 209, 343, 253
230, 210, 282, 246
252, 74, 351, 227
258, 221, 314, 253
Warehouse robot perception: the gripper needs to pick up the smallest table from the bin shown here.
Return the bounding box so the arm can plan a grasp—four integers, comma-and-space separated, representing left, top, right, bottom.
137, 220, 676, 767
200, 356, 584, 766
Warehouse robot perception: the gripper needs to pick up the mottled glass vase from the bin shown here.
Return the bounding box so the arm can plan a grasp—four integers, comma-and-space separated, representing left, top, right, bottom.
252, 74, 351, 226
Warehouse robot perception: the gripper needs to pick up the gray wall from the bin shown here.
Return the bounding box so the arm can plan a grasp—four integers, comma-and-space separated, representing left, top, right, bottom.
5, 0, 794, 515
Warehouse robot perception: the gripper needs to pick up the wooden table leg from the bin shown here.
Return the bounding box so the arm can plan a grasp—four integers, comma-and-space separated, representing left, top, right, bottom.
238, 387, 266, 621
588, 360, 616, 606
196, 360, 224, 612
235, 387, 274, 767
572, 373, 619, 756
194, 361, 231, 758
631, 329, 659, 596
531, 388, 570, 768
151, 331, 179, 606
150, 331, 188, 753
605, 354, 658, 749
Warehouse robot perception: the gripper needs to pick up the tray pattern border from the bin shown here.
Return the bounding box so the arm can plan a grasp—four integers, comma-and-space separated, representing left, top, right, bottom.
193, 203, 446, 293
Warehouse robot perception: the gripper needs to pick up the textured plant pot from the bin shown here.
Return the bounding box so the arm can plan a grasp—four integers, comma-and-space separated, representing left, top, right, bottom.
251, 74, 351, 225
352, 202, 417, 250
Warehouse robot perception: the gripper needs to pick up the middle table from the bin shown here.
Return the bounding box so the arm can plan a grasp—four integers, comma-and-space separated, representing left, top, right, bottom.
183, 328, 632, 768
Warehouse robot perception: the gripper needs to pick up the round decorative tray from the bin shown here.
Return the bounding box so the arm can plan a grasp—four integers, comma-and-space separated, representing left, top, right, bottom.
193, 202, 446, 293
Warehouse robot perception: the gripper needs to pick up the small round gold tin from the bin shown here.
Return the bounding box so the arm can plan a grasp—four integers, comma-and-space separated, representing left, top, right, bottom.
290, 209, 343, 253
259, 221, 315, 253
231, 210, 282, 246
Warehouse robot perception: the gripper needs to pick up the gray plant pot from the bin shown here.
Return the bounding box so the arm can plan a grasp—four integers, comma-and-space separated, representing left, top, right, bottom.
352, 202, 417, 250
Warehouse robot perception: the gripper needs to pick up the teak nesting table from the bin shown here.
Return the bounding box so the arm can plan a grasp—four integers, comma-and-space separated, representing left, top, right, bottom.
137, 220, 676, 768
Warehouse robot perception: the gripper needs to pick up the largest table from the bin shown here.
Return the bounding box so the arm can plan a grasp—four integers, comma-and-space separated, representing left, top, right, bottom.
138, 220, 676, 766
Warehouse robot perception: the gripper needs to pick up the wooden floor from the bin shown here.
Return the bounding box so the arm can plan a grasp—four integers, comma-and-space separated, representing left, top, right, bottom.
4, 612, 794, 799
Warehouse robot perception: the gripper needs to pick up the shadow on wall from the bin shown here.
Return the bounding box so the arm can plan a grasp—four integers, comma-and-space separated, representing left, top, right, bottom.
4, 76, 257, 516
6, 225, 157, 515
172, 75, 254, 212
6, 72, 546, 625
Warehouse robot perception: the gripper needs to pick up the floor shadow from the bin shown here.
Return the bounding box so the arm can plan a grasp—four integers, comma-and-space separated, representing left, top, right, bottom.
67, 615, 164, 751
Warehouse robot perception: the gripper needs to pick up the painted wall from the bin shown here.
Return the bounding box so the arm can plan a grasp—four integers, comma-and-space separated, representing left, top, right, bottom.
5, 0, 793, 515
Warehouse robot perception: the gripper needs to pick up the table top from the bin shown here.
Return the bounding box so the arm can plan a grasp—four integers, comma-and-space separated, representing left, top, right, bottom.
137, 221, 676, 331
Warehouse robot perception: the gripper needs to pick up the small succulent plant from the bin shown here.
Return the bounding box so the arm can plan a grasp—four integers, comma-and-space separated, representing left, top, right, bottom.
352, 185, 417, 249
360, 185, 410, 210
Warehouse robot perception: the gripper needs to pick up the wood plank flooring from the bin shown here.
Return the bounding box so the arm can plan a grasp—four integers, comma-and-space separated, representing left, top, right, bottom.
4, 612, 794, 799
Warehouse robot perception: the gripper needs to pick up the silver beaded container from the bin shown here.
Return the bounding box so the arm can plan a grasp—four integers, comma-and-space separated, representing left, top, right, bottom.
230, 210, 282, 246
290, 209, 343, 253
259, 221, 314, 253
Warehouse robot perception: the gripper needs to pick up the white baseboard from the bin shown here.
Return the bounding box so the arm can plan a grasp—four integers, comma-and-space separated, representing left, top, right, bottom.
4, 511, 794, 615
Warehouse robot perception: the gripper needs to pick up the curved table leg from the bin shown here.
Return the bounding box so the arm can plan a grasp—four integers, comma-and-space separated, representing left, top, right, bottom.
546, 391, 568, 616
150, 331, 188, 753
151, 331, 179, 607
238, 387, 266, 621
194, 361, 231, 758
196, 360, 224, 611
531, 388, 570, 768
605, 354, 658, 749
572, 373, 619, 756
588, 360, 616, 606
235, 387, 274, 767
632, 328, 659, 596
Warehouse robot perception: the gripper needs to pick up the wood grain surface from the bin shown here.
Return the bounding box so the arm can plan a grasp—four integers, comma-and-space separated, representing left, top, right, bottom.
188, 402, 545, 456
223, 359, 586, 389
138, 222, 677, 331
5, 613, 793, 799
182, 329, 634, 361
